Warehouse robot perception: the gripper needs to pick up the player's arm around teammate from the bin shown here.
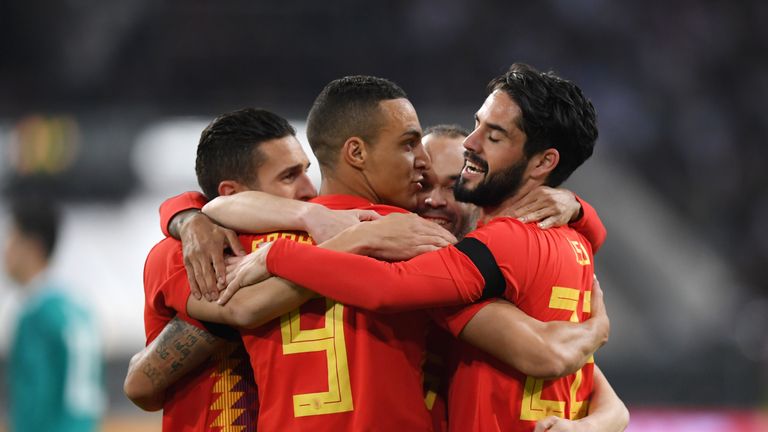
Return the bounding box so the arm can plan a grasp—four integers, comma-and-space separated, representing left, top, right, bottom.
124, 193, 421, 410
124, 316, 225, 411
161, 190, 379, 301
534, 366, 629, 432
187, 212, 456, 327
458, 276, 608, 379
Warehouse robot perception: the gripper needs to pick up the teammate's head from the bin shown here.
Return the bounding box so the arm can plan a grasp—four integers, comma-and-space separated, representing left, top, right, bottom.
306, 76, 430, 210
3, 197, 60, 285
416, 125, 477, 238
196, 108, 316, 201
455, 63, 598, 207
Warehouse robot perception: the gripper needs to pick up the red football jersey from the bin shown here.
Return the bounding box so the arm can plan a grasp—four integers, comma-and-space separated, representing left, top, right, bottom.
444, 219, 595, 431
265, 217, 596, 431
144, 238, 259, 432
237, 195, 436, 431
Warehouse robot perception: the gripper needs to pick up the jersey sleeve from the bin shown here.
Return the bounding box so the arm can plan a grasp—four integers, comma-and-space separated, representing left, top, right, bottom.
569, 195, 606, 253
265, 238, 487, 311
159, 191, 208, 237
159, 269, 205, 327
143, 243, 209, 343
428, 300, 493, 337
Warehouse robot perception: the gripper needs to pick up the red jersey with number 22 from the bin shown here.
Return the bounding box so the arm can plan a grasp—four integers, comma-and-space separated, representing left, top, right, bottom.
445, 219, 596, 432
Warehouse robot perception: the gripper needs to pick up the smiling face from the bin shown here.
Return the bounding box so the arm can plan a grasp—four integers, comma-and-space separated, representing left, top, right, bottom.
254, 136, 317, 201
416, 132, 476, 237
363, 98, 430, 211
454, 90, 530, 207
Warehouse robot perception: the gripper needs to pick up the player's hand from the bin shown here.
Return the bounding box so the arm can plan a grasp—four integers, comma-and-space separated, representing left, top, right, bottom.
355, 213, 458, 261
589, 275, 610, 347
501, 186, 582, 229
180, 212, 246, 301
534, 416, 585, 432
304, 206, 381, 243
219, 244, 273, 305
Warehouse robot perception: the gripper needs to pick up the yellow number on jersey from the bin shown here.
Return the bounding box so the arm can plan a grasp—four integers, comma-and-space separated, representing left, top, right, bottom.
280, 299, 353, 417
520, 286, 591, 421
569, 240, 591, 266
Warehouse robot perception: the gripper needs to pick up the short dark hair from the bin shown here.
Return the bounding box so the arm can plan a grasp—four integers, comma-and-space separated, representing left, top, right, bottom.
10, 197, 60, 259
488, 63, 598, 186
195, 108, 296, 199
424, 124, 471, 139
306, 76, 407, 169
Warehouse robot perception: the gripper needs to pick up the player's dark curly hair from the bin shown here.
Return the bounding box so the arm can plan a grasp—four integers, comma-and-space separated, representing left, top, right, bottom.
306, 75, 407, 169
488, 63, 598, 187
195, 108, 296, 199
424, 124, 471, 139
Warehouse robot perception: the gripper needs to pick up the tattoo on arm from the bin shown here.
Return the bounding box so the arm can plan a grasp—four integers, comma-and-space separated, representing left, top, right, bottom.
143, 316, 222, 392
140, 362, 167, 389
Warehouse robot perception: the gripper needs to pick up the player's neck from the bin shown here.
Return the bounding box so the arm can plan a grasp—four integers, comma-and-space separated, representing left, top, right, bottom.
16, 258, 48, 287
479, 180, 539, 223
319, 171, 380, 204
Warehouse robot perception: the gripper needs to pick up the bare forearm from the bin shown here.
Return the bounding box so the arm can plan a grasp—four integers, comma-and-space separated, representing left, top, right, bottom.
125, 353, 165, 411
577, 366, 629, 431
202, 191, 320, 233
188, 277, 314, 328
190, 230, 413, 328
124, 317, 222, 410
537, 316, 607, 376
168, 209, 201, 239
460, 301, 606, 378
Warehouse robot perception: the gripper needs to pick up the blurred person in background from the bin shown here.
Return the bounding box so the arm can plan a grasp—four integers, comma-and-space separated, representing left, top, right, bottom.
4, 196, 105, 432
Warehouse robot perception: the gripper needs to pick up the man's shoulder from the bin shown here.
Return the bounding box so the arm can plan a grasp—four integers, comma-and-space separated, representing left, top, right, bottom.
469, 216, 529, 239
147, 237, 183, 258
145, 237, 184, 273
473, 216, 580, 238
468, 217, 586, 257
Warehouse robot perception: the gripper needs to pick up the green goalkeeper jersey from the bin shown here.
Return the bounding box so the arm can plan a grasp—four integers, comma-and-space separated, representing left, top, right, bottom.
9, 281, 105, 432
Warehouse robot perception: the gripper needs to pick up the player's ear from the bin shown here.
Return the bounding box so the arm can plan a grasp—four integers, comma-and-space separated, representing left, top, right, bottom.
528, 148, 559, 181
341, 137, 367, 170
218, 180, 247, 196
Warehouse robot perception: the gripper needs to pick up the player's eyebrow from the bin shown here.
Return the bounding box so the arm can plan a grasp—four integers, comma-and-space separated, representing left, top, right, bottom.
475, 114, 509, 136
400, 129, 422, 139
278, 164, 304, 177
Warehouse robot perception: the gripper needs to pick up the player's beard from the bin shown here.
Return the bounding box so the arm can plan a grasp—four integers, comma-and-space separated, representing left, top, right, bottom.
454, 154, 528, 208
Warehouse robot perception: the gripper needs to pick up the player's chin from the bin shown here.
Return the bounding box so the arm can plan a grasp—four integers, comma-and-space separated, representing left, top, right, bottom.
394, 194, 418, 211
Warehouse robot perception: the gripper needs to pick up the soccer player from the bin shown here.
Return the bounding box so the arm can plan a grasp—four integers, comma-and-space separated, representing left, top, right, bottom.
412, 124, 624, 432
225, 64, 625, 430
4, 197, 105, 432
174, 75, 616, 431
125, 108, 347, 431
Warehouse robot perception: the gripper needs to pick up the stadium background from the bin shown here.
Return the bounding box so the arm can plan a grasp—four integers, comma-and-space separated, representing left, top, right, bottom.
0, 0, 767, 430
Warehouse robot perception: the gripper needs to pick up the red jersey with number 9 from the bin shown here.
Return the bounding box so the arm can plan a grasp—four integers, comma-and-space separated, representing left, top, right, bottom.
238, 194, 436, 431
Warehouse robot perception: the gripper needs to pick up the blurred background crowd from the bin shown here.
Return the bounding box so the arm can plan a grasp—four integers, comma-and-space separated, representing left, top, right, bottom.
1, 0, 766, 430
